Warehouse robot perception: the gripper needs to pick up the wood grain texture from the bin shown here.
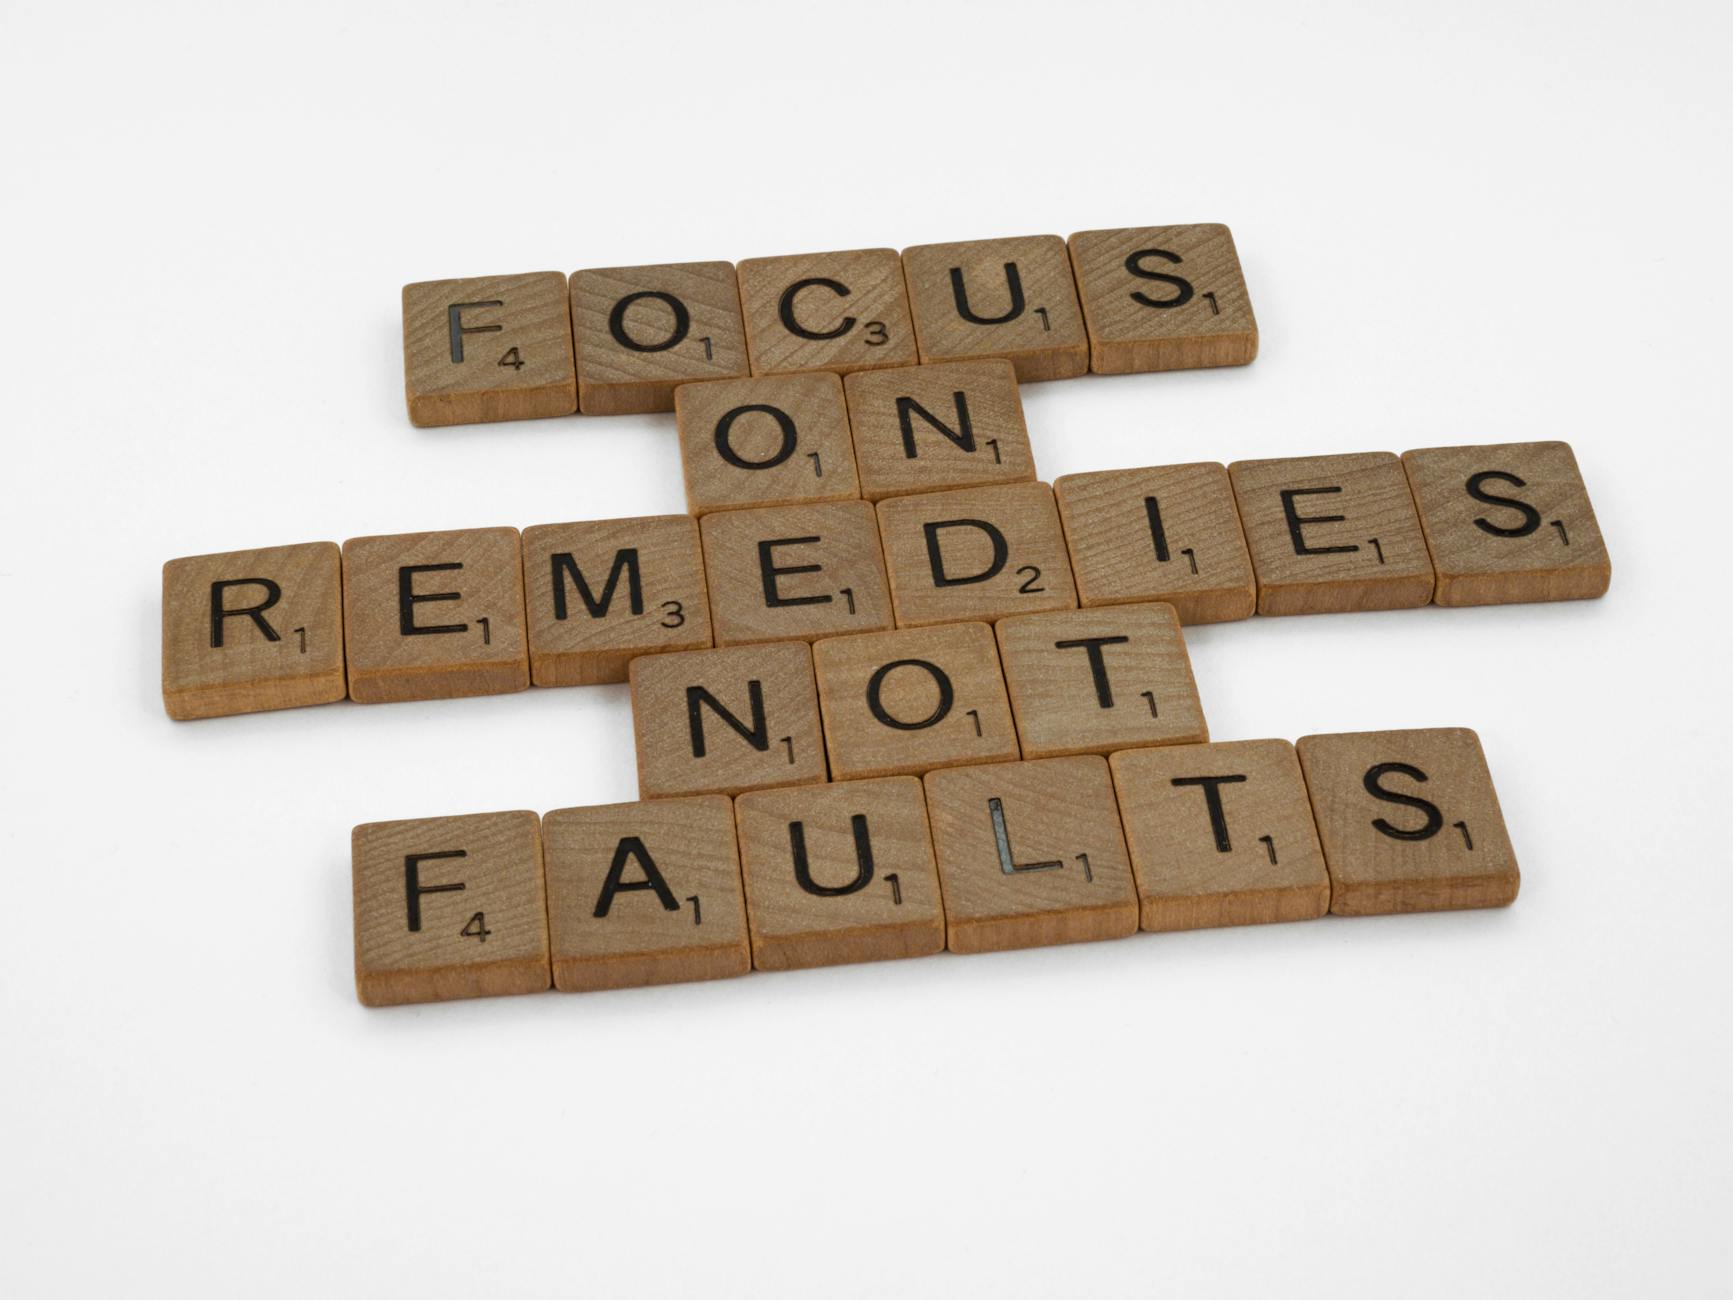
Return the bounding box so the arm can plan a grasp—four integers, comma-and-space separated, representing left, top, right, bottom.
699, 501, 893, 645
401, 272, 576, 426
629, 641, 826, 798
352, 810, 550, 1006
570, 261, 749, 415
342, 528, 529, 703
995, 602, 1207, 758
901, 235, 1089, 382
162, 542, 346, 720
676, 372, 860, 514
813, 622, 1019, 780
735, 776, 945, 971
522, 515, 712, 687
1109, 739, 1330, 932
843, 359, 1035, 501
1067, 225, 1258, 374
1296, 728, 1520, 916
542, 796, 749, 992
1402, 441, 1611, 606
737, 248, 918, 377
924, 756, 1138, 954
1228, 452, 1435, 615
1054, 463, 1256, 624
876, 481, 1077, 627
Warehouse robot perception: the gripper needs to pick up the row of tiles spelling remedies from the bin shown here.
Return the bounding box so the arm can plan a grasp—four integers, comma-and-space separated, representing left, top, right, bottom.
403, 225, 1258, 426
354, 729, 1520, 1006
163, 442, 1610, 720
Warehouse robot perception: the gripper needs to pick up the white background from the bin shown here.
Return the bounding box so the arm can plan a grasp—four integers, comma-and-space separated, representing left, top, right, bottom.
3, 1, 1729, 1295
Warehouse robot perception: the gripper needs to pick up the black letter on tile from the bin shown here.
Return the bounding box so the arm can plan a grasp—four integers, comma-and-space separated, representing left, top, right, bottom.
949, 262, 1025, 325
1170, 774, 1249, 852
1363, 762, 1444, 841
608, 290, 690, 353
1124, 250, 1194, 310
1466, 471, 1543, 538
866, 658, 955, 730
789, 814, 875, 896
759, 537, 832, 608
404, 850, 467, 931
551, 549, 643, 620
686, 681, 769, 757
209, 578, 282, 647
897, 391, 975, 458
923, 519, 1008, 587
399, 563, 468, 636
715, 405, 799, 470
1281, 488, 1359, 556
1053, 635, 1132, 708
594, 836, 681, 916
1143, 496, 1172, 563
447, 301, 503, 363
779, 278, 854, 340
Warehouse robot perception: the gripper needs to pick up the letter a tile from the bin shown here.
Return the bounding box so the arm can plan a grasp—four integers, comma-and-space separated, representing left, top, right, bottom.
924, 756, 1138, 954
543, 796, 750, 992
735, 777, 946, 970
1296, 728, 1520, 916
352, 810, 551, 1006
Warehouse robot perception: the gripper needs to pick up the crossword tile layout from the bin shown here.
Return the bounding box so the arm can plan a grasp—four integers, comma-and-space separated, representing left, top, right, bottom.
180, 223, 1596, 1006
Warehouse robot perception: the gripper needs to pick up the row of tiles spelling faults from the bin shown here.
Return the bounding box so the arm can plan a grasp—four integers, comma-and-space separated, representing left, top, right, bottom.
402, 225, 1258, 426
353, 730, 1519, 1007
163, 439, 1610, 721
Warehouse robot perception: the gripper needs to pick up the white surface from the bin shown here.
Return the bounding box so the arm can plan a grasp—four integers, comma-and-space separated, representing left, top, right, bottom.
3, 1, 1730, 1295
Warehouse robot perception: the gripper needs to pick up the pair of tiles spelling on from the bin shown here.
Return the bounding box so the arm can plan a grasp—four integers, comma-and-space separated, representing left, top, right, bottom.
161, 433, 1611, 720
401, 225, 1258, 426
353, 729, 1519, 1006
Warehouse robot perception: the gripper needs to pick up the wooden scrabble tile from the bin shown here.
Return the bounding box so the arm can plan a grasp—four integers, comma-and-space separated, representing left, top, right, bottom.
570, 261, 749, 415
542, 796, 750, 992
629, 641, 826, 798
736, 248, 919, 377
812, 623, 1020, 780
1053, 463, 1256, 624
676, 372, 859, 514
843, 359, 1036, 501
1296, 728, 1520, 916
735, 776, 945, 971
876, 482, 1077, 627
521, 515, 712, 687
1402, 441, 1612, 606
162, 542, 346, 720
901, 235, 1089, 382
1067, 225, 1258, 374
1109, 740, 1330, 932
401, 272, 576, 426
1228, 452, 1435, 615
923, 756, 1138, 954
352, 810, 550, 1006
342, 528, 530, 703
995, 602, 1207, 758
699, 501, 893, 645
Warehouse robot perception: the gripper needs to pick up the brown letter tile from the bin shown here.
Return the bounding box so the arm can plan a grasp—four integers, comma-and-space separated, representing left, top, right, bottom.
162, 541, 346, 720
352, 810, 550, 1006
737, 248, 918, 377
1109, 740, 1330, 932
901, 235, 1089, 382
401, 272, 576, 427
676, 372, 860, 515
570, 261, 749, 415
735, 776, 945, 970
1296, 728, 1520, 916
844, 359, 1035, 501
543, 796, 750, 992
